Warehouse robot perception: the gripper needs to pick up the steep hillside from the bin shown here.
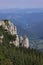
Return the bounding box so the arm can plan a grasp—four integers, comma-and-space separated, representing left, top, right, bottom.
0, 43, 43, 65
0, 20, 43, 65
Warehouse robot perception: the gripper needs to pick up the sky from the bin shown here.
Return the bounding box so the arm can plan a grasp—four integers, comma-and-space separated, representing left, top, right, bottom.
0, 0, 43, 9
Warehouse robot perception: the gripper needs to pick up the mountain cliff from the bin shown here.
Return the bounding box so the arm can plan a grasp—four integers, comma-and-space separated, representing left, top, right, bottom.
0, 20, 43, 65
0, 20, 29, 48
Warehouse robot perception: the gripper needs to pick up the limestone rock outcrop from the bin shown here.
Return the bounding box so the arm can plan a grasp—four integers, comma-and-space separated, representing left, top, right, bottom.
0, 20, 29, 48
0, 20, 17, 35
0, 35, 3, 43
20, 35, 29, 48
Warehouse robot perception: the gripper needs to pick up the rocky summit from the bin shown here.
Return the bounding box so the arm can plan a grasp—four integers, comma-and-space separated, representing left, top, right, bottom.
0, 20, 29, 48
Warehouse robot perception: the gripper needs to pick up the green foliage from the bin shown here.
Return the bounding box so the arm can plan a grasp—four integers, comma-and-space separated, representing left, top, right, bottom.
4, 20, 9, 27
0, 44, 43, 65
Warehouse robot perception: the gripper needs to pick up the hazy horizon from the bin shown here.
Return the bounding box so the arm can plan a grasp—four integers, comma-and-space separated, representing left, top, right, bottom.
0, 8, 43, 11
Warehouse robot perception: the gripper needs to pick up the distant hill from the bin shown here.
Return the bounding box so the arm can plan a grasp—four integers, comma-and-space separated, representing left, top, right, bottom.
0, 8, 43, 13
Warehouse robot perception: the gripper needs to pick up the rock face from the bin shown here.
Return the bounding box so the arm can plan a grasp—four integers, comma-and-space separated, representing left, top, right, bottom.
20, 36, 23, 45
0, 20, 29, 48
0, 20, 17, 35
13, 35, 19, 47
20, 36, 29, 48
7, 21, 17, 35
0, 34, 3, 43
0, 21, 5, 26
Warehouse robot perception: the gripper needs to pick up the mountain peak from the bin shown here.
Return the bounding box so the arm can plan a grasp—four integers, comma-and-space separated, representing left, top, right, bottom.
0, 20, 29, 48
